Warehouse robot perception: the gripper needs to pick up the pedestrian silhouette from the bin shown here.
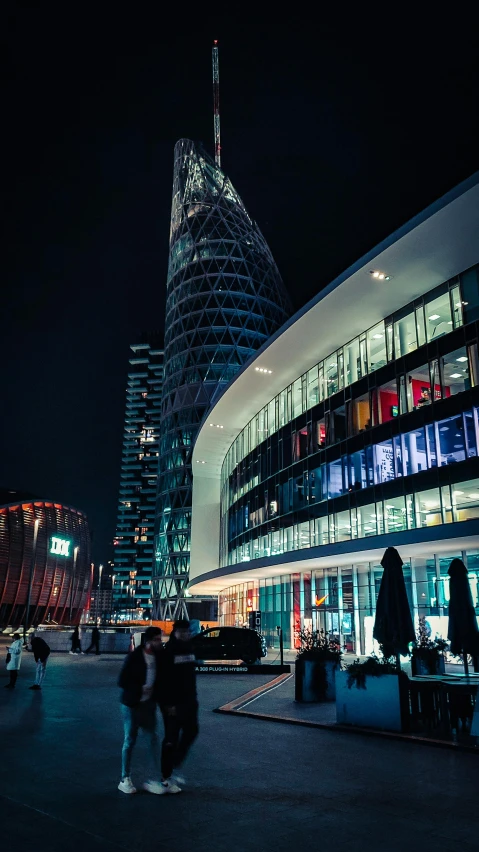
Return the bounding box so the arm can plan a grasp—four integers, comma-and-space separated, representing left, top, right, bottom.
85, 626, 101, 655
156, 619, 199, 791
70, 626, 82, 654
29, 636, 50, 689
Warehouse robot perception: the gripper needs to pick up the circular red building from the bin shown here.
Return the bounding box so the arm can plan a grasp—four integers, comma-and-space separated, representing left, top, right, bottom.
0, 488, 91, 627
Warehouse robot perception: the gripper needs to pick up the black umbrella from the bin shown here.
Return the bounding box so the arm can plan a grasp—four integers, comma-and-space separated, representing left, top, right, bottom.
373, 547, 415, 667
447, 558, 479, 676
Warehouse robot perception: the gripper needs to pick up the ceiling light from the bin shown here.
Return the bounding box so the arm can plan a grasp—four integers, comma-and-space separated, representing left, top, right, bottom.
373, 334, 383, 339
372, 271, 379, 278
456, 357, 468, 362
429, 314, 440, 321
449, 373, 462, 379
447, 321, 453, 325
468, 493, 479, 499
453, 491, 464, 496
196, 460, 206, 464
378, 273, 385, 280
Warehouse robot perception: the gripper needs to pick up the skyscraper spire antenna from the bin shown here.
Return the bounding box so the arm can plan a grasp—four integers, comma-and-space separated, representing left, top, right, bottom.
212, 40, 221, 168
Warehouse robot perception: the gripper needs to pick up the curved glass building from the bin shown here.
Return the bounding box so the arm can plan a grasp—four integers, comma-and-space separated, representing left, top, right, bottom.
0, 489, 91, 627
190, 172, 479, 652
154, 139, 292, 619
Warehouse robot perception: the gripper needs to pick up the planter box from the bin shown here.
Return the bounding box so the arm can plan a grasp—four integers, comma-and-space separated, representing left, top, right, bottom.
411, 655, 446, 676
295, 658, 338, 702
335, 671, 403, 731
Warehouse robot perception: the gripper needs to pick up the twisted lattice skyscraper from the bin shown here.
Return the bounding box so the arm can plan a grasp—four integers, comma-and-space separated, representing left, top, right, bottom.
153, 139, 291, 619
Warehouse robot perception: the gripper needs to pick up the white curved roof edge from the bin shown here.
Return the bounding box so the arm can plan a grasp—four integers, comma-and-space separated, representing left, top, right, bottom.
192, 171, 479, 478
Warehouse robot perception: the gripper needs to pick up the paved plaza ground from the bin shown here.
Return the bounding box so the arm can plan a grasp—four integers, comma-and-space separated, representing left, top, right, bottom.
0, 649, 478, 852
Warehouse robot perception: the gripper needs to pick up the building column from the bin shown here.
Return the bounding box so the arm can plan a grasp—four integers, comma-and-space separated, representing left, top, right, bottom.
405, 431, 419, 475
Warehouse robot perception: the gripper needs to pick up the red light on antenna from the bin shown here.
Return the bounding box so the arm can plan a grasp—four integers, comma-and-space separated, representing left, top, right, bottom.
214, 40, 218, 45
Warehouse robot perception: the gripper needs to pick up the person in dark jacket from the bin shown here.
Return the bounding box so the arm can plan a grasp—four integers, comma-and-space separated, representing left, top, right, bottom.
117, 626, 173, 796
29, 636, 51, 689
85, 626, 101, 655
70, 626, 82, 654
156, 619, 199, 790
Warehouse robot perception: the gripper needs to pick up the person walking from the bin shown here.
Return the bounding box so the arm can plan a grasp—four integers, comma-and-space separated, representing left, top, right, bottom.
118, 626, 175, 796
70, 626, 82, 654
156, 619, 199, 790
85, 626, 101, 655
29, 636, 51, 689
4, 633, 23, 688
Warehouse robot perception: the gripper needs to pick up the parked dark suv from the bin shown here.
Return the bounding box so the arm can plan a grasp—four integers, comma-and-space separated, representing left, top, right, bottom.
191, 627, 267, 665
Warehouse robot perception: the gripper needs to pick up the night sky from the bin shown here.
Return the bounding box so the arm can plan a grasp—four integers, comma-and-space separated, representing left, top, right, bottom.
2, 8, 478, 561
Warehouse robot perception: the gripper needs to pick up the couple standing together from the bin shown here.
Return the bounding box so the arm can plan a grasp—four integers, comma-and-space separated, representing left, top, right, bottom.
118, 620, 198, 796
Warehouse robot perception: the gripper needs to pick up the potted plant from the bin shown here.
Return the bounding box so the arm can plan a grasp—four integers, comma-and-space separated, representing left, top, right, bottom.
336, 648, 408, 731
411, 617, 448, 676
295, 628, 342, 702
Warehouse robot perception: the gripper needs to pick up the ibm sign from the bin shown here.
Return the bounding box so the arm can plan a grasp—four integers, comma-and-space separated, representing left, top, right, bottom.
50, 536, 72, 557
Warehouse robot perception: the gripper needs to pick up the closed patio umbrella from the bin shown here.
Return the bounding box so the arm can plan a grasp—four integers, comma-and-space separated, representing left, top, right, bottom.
373, 547, 415, 666
447, 558, 479, 676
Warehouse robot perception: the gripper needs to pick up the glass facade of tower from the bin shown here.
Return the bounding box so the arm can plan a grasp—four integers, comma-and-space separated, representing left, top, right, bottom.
217, 265, 479, 649
113, 337, 164, 619
154, 139, 291, 619
221, 267, 479, 565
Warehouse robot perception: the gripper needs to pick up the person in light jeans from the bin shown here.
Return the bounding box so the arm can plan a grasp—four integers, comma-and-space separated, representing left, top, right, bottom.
29, 636, 51, 689
117, 627, 177, 796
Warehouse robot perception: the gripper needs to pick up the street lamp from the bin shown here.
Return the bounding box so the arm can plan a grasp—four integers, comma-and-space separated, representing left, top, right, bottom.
24, 517, 40, 642
97, 564, 103, 624
111, 574, 116, 623
69, 546, 79, 623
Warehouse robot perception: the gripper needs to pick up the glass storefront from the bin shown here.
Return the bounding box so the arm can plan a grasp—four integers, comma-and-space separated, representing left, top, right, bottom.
219, 550, 479, 654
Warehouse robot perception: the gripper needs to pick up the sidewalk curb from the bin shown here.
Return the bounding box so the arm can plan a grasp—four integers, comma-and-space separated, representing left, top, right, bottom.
214, 676, 479, 754
216, 673, 292, 712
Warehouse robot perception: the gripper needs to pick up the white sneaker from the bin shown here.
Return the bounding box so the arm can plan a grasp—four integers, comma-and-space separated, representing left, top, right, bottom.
118, 777, 137, 794
69, 651, 74, 655
143, 780, 166, 795
161, 779, 182, 794
171, 772, 185, 786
